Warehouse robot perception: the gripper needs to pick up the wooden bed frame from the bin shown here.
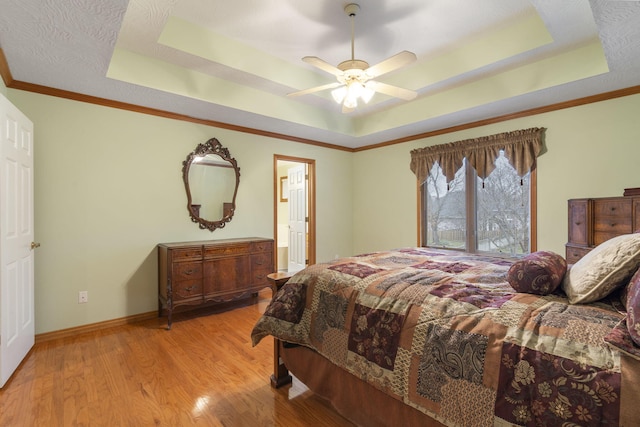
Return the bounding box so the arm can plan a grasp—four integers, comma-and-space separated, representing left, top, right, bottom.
260, 215, 640, 426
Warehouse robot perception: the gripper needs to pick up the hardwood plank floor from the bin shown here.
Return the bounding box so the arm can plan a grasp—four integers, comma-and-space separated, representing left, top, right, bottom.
0, 290, 355, 426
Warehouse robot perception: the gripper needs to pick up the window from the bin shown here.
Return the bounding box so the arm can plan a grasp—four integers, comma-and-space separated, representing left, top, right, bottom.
422, 151, 533, 254
411, 128, 544, 256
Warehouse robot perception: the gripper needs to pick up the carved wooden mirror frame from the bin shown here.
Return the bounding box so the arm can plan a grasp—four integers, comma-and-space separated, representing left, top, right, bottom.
182, 138, 240, 231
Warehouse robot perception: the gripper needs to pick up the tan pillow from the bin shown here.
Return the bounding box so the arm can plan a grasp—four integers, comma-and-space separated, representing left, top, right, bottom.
562, 233, 640, 304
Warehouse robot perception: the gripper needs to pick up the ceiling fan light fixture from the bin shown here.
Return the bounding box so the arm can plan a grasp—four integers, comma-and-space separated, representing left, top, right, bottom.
331, 86, 347, 103
288, 3, 417, 113
332, 80, 373, 109
347, 81, 364, 99
343, 95, 358, 109
361, 82, 375, 103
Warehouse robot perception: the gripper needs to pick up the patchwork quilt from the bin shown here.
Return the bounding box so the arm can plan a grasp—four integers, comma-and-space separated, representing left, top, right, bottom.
251, 248, 634, 426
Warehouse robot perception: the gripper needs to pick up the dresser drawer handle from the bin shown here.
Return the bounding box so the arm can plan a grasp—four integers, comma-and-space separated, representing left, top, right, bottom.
184, 269, 194, 275
575, 221, 581, 226
610, 223, 616, 227
184, 286, 195, 291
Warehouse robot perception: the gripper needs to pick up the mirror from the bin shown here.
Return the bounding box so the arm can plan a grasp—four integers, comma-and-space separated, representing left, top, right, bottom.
182, 138, 240, 231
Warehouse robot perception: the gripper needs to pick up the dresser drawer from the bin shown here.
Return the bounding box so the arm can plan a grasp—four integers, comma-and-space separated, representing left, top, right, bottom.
251, 251, 273, 286
565, 244, 591, 264
251, 240, 274, 253
204, 243, 251, 258
593, 199, 632, 238
568, 199, 590, 246
171, 246, 203, 261
173, 279, 203, 301
252, 269, 270, 286
593, 217, 632, 234
593, 231, 629, 246
593, 199, 632, 218
173, 261, 203, 280
251, 252, 272, 268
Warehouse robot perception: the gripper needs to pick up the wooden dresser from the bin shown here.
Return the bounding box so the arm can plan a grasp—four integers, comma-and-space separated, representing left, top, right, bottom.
566, 196, 640, 264
158, 237, 274, 329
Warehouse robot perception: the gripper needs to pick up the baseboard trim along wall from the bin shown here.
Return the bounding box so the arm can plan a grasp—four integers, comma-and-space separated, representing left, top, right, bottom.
35, 311, 158, 343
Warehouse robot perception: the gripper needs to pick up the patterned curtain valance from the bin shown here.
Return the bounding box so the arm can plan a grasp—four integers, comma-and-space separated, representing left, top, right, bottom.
410, 127, 545, 184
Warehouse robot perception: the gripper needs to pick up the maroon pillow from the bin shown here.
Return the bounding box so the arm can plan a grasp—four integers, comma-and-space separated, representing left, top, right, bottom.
627, 268, 640, 346
507, 251, 567, 295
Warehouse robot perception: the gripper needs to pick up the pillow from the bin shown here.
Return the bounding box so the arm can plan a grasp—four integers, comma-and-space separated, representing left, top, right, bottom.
506, 251, 567, 295
626, 268, 640, 346
604, 319, 640, 361
562, 233, 640, 304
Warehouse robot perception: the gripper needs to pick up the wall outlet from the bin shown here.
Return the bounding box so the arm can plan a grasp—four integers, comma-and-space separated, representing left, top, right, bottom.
78, 291, 88, 304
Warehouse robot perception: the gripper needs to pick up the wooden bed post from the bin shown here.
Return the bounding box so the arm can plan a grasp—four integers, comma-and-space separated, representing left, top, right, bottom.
267, 272, 294, 388
271, 339, 292, 388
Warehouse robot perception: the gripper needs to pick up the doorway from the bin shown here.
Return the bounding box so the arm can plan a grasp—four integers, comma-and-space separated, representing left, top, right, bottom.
273, 155, 316, 272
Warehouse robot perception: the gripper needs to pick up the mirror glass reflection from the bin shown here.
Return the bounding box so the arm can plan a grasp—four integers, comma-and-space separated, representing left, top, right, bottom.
182, 138, 240, 231
189, 154, 236, 220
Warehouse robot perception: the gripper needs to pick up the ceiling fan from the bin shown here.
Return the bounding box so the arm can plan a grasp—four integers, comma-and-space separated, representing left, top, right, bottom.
288, 3, 418, 113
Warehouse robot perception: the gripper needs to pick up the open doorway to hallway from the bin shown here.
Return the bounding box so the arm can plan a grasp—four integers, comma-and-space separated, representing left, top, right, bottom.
274, 155, 316, 273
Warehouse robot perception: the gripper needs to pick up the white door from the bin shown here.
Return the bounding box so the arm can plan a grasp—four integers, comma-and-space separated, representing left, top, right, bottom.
0, 94, 35, 388
288, 164, 307, 272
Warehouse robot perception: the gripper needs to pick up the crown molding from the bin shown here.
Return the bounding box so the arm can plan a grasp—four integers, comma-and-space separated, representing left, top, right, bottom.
2, 48, 639, 152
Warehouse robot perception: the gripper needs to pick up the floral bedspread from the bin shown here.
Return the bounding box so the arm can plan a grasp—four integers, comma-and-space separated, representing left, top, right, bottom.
251, 248, 634, 426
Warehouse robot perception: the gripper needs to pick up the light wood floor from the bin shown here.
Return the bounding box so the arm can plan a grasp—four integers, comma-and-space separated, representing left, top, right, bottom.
0, 290, 355, 426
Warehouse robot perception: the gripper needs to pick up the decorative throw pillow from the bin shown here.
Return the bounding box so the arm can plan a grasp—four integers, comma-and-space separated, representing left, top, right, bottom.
562, 233, 640, 304
626, 268, 640, 346
604, 319, 640, 360
620, 278, 631, 310
507, 251, 567, 295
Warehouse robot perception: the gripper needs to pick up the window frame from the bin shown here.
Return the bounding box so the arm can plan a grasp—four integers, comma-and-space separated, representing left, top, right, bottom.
417, 162, 537, 254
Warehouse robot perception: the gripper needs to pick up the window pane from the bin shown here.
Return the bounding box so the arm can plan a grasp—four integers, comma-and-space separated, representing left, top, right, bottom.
425, 162, 466, 249
476, 151, 530, 255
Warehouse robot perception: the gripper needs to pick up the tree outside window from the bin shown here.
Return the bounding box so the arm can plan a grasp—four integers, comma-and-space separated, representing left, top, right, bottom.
423, 151, 531, 255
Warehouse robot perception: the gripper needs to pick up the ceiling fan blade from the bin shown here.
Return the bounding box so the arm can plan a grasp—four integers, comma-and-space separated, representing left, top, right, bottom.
370, 81, 418, 101
287, 82, 342, 97
302, 56, 343, 76
366, 51, 417, 78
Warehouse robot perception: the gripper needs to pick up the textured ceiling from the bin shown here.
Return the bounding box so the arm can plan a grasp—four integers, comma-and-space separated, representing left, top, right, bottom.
0, 0, 639, 149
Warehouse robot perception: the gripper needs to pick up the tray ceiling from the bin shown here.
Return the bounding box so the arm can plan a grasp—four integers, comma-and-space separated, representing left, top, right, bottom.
0, 0, 639, 149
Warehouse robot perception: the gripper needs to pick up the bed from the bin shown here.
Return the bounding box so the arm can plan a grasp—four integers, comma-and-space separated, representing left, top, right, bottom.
251, 241, 640, 426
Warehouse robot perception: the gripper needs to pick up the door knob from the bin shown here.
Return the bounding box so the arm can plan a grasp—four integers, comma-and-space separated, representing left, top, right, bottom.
30, 242, 41, 250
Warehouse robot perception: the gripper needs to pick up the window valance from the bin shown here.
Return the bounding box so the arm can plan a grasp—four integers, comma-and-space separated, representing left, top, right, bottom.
410, 127, 545, 184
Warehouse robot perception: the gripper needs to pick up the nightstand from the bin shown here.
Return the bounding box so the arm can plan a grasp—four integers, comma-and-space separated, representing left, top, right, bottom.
266, 271, 294, 296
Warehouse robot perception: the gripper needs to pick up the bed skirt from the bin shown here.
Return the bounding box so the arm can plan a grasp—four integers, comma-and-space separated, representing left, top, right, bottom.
280, 342, 446, 427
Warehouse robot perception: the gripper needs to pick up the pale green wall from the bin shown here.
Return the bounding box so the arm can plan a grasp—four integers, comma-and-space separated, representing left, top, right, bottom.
6, 86, 640, 334
352, 93, 640, 256
7, 89, 353, 334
